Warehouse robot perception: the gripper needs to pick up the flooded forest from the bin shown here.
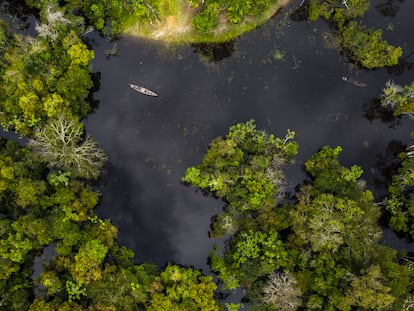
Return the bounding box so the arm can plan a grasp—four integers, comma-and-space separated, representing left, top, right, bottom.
1, 0, 414, 310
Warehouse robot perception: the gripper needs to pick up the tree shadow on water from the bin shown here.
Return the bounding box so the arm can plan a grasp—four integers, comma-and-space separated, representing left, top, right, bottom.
386, 48, 414, 76
1, 0, 37, 31
289, 2, 308, 22
95, 162, 179, 266
375, 0, 405, 17
363, 98, 402, 129
86, 71, 101, 115
371, 139, 406, 198
192, 41, 235, 63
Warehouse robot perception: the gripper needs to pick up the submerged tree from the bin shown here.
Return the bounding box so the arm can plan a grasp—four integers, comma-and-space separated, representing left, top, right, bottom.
183, 120, 299, 305
378, 79, 414, 238
380, 80, 414, 116
340, 21, 402, 69
182, 120, 298, 217
28, 114, 107, 179
306, 0, 402, 69
385, 146, 414, 237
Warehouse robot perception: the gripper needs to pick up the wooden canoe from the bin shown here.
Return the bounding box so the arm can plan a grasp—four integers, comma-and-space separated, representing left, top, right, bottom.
341, 76, 367, 87
128, 83, 158, 97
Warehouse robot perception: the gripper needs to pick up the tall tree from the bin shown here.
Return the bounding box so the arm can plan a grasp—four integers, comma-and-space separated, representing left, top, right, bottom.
28, 114, 107, 179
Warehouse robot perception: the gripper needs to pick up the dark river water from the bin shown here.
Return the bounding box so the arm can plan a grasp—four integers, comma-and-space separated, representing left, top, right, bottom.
3, 0, 413, 276
82, 0, 414, 274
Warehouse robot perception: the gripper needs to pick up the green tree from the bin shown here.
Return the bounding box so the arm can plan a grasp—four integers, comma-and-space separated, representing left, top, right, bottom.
0, 21, 93, 135
344, 265, 395, 310
385, 145, 414, 237
307, 0, 368, 24
87, 263, 158, 311
210, 229, 293, 290
289, 146, 412, 310
380, 80, 414, 116
189, 0, 276, 32
306, 0, 402, 69
183, 121, 298, 305
340, 21, 402, 69
62, 0, 157, 36
148, 264, 219, 311
182, 120, 297, 219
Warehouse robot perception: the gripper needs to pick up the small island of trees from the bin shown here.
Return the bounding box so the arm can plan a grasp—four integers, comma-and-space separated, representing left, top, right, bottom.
0, 0, 414, 310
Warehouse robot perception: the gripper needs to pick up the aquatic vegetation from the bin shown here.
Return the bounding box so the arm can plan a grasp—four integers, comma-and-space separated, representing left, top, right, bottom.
273, 48, 285, 61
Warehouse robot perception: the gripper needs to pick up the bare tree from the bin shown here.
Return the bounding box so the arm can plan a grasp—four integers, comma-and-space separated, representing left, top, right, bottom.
35, 5, 70, 41
261, 272, 302, 311
404, 296, 414, 310
28, 115, 107, 179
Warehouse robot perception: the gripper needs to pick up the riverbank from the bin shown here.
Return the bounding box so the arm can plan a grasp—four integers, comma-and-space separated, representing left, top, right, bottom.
123, 0, 291, 43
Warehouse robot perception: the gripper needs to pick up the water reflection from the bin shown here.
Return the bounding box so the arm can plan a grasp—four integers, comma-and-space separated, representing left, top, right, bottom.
87, 71, 102, 114
375, 0, 405, 17
371, 139, 406, 197
0, 0, 36, 31
387, 49, 414, 76
363, 98, 402, 128
288, 2, 308, 22
98, 160, 180, 265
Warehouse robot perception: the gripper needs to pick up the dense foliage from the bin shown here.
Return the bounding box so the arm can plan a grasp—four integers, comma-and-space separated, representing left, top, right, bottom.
0, 137, 220, 310
182, 120, 298, 216
0, 2, 220, 310
0, 6, 94, 135
187, 0, 278, 32
147, 264, 219, 311
378, 80, 414, 238
288, 146, 411, 310
24, 0, 156, 37
385, 150, 414, 237
340, 21, 402, 69
1, 1, 413, 311
184, 124, 414, 310
0, 138, 116, 309
28, 114, 107, 179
